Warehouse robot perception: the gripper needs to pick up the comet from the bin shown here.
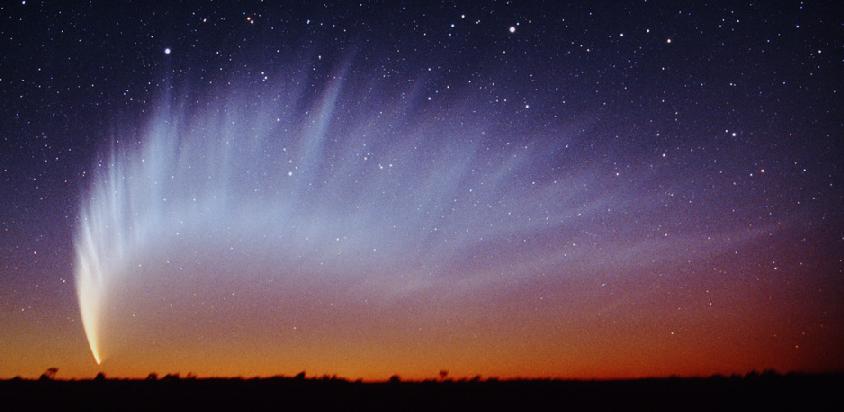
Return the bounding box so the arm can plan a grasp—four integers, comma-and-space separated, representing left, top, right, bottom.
73, 61, 596, 365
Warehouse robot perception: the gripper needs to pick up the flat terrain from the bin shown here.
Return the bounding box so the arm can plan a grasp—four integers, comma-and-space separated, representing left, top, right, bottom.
2, 373, 841, 411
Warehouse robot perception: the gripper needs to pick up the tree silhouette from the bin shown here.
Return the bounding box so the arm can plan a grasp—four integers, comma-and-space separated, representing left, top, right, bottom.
39, 368, 59, 380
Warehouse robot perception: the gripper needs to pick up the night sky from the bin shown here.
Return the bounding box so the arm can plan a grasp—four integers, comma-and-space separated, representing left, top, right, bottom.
1, 1, 842, 380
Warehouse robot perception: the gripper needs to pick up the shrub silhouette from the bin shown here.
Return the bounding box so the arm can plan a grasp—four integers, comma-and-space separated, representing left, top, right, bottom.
162, 373, 181, 381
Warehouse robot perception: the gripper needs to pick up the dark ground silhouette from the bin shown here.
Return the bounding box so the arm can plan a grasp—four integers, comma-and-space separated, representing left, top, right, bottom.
2, 372, 841, 411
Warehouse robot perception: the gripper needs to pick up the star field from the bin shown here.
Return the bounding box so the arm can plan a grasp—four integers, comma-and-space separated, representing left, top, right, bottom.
0, 1, 842, 379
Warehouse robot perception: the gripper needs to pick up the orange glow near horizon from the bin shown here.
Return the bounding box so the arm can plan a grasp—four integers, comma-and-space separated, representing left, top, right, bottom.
2, 263, 842, 380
